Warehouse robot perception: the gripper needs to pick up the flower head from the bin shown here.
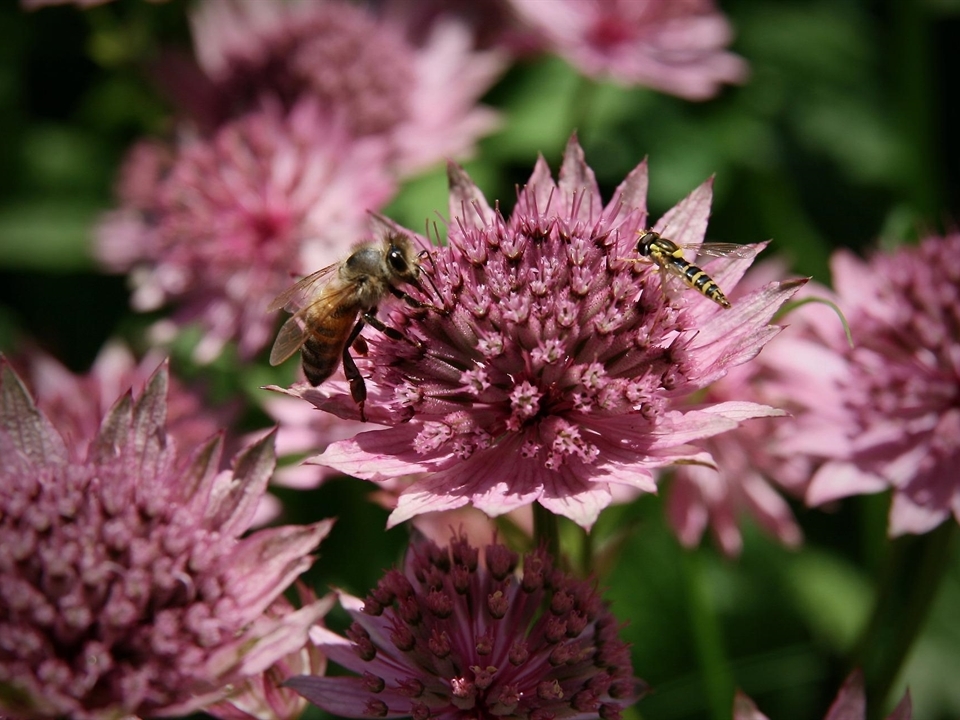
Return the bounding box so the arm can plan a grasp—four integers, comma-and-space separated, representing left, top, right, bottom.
758, 234, 960, 536
287, 533, 645, 720
187, 0, 505, 174
505, 0, 748, 99
283, 137, 803, 530
0, 358, 333, 719
97, 98, 394, 361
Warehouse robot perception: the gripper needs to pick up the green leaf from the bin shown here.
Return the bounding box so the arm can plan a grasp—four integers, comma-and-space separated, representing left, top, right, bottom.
0, 201, 98, 271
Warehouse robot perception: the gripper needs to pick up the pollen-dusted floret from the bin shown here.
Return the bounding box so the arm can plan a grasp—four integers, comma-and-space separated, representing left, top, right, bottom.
291, 136, 803, 530
287, 534, 645, 720
0, 359, 332, 720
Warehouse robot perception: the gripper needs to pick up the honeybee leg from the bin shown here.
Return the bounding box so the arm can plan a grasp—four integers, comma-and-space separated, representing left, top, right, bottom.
342, 319, 368, 422
387, 283, 442, 314
361, 308, 424, 350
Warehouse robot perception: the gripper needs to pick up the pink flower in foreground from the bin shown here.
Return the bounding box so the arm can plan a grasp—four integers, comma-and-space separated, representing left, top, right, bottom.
506, 0, 747, 99
187, 0, 505, 174
734, 670, 911, 720
287, 534, 645, 719
277, 137, 803, 530
760, 234, 960, 536
97, 99, 394, 362
206, 584, 332, 720
0, 359, 333, 719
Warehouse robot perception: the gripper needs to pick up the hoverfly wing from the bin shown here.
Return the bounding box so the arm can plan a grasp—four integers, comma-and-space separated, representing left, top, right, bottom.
267, 263, 340, 313
689, 242, 759, 260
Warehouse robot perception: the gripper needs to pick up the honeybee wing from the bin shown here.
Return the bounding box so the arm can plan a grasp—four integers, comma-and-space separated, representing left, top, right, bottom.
267, 263, 341, 314
268, 263, 345, 367
268, 278, 366, 366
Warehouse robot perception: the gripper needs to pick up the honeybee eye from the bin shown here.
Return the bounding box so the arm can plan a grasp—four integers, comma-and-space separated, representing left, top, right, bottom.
387, 248, 408, 272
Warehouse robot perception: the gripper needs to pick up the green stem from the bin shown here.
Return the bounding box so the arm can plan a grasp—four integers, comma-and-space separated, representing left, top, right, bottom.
569, 74, 602, 139
890, 0, 940, 222
533, 503, 561, 565
681, 550, 733, 720
858, 521, 956, 719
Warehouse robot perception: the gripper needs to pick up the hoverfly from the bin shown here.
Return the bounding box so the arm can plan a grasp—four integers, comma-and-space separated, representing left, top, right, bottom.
633, 230, 758, 309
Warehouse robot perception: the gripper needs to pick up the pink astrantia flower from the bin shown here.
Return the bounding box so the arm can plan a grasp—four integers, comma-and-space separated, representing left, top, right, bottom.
287, 534, 645, 719
187, 0, 505, 174
96, 98, 394, 362
206, 584, 332, 720
0, 359, 333, 719
761, 234, 960, 536
734, 670, 911, 720
278, 137, 803, 530
665, 262, 808, 556
506, 0, 747, 99
666, 363, 805, 556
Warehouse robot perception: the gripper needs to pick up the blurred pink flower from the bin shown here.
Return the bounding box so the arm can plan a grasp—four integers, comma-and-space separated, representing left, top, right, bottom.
666, 363, 804, 556
0, 359, 333, 719
287, 533, 645, 719
261, 389, 371, 490
734, 670, 911, 720
665, 262, 808, 556
97, 99, 394, 362
10, 341, 234, 458
206, 585, 333, 720
282, 136, 803, 530
760, 235, 960, 536
186, 0, 506, 174
506, 0, 747, 99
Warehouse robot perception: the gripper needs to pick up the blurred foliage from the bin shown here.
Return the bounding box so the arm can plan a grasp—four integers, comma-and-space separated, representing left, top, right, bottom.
2, 1, 960, 720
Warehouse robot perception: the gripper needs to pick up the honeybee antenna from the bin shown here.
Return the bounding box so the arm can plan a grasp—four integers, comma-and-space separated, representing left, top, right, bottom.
417, 249, 444, 301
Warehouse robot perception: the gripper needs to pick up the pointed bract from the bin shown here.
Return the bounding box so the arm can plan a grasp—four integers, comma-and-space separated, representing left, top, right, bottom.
0, 362, 330, 720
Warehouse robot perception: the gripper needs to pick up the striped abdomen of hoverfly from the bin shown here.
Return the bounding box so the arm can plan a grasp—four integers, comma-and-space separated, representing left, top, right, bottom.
636, 230, 732, 309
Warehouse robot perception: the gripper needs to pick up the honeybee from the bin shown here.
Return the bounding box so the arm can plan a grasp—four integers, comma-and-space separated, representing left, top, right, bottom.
634, 230, 758, 309
268, 232, 430, 421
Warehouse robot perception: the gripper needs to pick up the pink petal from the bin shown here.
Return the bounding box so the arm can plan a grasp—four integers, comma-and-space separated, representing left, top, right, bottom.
824, 670, 866, 720
225, 520, 334, 620
447, 161, 495, 230
558, 134, 601, 223
208, 430, 277, 535
317, 424, 449, 479
1, 358, 68, 464
733, 690, 771, 720
807, 462, 888, 506
655, 176, 713, 248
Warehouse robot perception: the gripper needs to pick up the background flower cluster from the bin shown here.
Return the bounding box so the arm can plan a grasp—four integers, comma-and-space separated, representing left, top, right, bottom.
1, 1, 959, 720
